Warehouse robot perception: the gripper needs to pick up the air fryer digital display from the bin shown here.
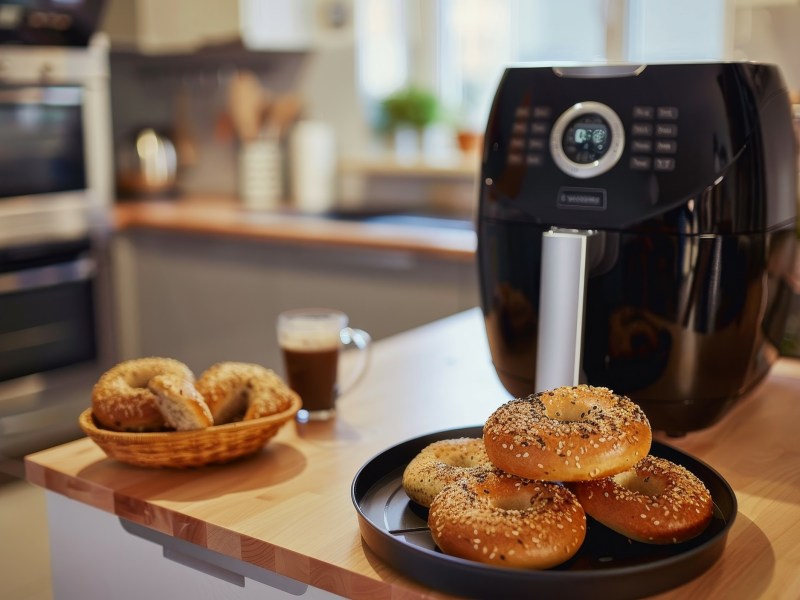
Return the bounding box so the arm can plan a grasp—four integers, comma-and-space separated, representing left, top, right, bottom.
562, 114, 611, 164
549, 101, 625, 179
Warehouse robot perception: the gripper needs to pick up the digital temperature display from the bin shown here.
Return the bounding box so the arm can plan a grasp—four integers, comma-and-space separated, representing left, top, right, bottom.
562, 114, 612, 164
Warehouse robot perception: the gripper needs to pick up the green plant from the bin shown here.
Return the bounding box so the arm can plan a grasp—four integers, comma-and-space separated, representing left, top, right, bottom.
379, 86, 441, 131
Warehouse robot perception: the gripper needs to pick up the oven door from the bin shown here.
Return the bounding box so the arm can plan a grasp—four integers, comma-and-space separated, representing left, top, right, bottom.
0, 85, 86, 199
0, 238, 97, 383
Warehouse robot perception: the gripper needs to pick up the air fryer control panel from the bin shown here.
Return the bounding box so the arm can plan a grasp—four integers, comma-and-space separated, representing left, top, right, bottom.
511, 103, 683, 172
480, 63, 793, 233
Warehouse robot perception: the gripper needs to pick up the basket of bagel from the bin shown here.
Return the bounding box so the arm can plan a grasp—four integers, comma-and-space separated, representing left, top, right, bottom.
79, 358, 301, 468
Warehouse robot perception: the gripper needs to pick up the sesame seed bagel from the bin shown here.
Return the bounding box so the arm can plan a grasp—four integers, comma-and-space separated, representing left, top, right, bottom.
91, 357, 195, 432
429, 470, 586, 569
147, 374, 213, 431
402, 438, 494, 508
483, 385, 652, 482
570, 455, 714, 544
196, 362, 296, 424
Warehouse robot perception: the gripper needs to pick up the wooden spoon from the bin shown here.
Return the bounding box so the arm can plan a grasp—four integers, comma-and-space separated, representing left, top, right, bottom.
173, 83, 198, 168
227, 70, 265, 143
269, 93, 303, 141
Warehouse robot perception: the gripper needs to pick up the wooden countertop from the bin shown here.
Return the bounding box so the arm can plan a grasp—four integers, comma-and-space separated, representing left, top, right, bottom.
25, 309, 800, 599
112, 196, 477, 262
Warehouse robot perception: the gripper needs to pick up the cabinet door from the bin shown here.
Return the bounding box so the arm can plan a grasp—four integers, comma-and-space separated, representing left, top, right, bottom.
137, 0, 240, 53
102, 0, 312, 53
240, 0, 313, 50
47, 492, 343, 599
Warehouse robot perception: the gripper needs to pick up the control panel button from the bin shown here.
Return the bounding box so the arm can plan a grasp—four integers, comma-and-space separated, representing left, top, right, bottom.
630, 156, 652, 170
655, 140, 677, 153
526, 154, 544, 166
532, 106, 552, 119
515, 106, 531, 118
528, 138, 546, 151
654, 157, 676, 171
657, 106, 679, 120
509, 138, 525, 150
632, 123, 653, 136
655, 123, 678, 137
633, 106, 654, 119
511, 122, 527, 135
508, 153, 523, 166
531, 121, 549, 135
631, 139, 653, 153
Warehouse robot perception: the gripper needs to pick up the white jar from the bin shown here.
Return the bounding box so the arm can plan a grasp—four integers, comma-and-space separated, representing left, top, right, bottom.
288, 120, 337, 213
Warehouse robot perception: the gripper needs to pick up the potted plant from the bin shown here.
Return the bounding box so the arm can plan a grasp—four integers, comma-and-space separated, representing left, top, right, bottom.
379, 86, 441, 159
380, 86, 440, 131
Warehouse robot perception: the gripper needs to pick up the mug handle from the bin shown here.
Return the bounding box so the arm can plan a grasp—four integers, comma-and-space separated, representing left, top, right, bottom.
338, 327, 371, 397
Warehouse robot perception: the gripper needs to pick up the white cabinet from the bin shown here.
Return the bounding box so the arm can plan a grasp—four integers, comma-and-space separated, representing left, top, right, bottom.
47, 492, 342, 599
101, 0, 313, 53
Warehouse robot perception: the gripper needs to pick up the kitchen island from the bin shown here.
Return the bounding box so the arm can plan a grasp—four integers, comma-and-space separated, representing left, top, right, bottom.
25, 309, 800, 599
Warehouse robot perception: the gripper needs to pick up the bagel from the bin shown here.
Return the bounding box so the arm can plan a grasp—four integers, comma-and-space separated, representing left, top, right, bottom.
483, 385, 652, 482
570, 455, 714, 544
195, 362, 296, 424
91, 357, 194, 431
147, 374, 213, 431
402, 438, 493, 507
429, 470, 586, 569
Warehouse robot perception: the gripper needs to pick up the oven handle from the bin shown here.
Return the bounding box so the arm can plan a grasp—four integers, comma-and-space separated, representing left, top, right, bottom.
0, 86, 82, 105
0, 256, 95, 294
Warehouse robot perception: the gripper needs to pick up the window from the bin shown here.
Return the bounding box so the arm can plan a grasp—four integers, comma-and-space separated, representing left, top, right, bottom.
354, 0, 410, 125
626, 0, 728, 62
355, 1, 730, 135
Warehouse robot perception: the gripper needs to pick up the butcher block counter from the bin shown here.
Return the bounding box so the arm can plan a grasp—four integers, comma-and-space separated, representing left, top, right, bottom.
112, 196, 477, 262
25, 309, 800, 599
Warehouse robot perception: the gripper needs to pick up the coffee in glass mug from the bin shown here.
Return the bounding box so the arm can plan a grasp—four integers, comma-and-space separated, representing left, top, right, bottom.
277, 308, 370, 421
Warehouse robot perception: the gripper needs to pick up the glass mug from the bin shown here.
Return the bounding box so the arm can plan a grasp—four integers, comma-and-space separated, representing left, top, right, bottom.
277, 308, 371, 421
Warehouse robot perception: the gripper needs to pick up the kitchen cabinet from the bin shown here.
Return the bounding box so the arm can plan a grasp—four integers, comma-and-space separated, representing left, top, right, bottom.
111, 228, 479, 376
46, 493, 342, 599
101, 0, 313, 53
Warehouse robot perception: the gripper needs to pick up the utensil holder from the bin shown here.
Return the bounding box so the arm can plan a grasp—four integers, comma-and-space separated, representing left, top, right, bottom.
239, 139, 283, 210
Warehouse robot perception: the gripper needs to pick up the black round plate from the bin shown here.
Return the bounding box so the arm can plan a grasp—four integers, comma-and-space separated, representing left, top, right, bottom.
351, 426, 737, 599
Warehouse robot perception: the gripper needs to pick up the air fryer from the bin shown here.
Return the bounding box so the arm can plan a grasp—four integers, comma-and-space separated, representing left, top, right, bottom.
477, 63, 798, 435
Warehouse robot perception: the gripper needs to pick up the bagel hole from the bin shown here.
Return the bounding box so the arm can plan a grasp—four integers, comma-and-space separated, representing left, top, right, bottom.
216, 389, 249, 423
543, 397, 594, 422
125, 371, 154, 389
444, 456, 480, 468
613, 470, 666, 497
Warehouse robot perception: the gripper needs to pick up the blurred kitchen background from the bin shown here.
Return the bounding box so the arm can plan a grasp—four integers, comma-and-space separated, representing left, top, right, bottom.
2, 0, 800, 472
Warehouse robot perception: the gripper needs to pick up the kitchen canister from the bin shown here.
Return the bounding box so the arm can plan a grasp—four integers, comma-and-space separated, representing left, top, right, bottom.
239, 138, 283, 210
289, 120, 337, 213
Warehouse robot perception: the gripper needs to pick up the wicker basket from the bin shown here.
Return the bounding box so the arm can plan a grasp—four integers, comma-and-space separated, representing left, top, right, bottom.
78, 395, 301, 468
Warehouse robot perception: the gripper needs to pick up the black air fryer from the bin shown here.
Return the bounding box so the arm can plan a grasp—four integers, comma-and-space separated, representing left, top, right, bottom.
478, 63, 798, 434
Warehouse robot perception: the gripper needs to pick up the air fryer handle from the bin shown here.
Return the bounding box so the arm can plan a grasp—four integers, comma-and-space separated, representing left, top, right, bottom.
534, 228, 596, 392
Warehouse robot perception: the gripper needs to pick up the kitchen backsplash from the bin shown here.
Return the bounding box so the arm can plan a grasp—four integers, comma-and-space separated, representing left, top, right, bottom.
109, 50, 308, 198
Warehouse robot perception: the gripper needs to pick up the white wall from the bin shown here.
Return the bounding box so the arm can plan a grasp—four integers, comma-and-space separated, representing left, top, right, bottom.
733, 5, 800, 92
297, 0, 373, 161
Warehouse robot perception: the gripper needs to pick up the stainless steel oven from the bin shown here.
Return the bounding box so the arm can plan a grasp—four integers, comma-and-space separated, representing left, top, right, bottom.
0, 237, 97, 381
0, 39, 114, 459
